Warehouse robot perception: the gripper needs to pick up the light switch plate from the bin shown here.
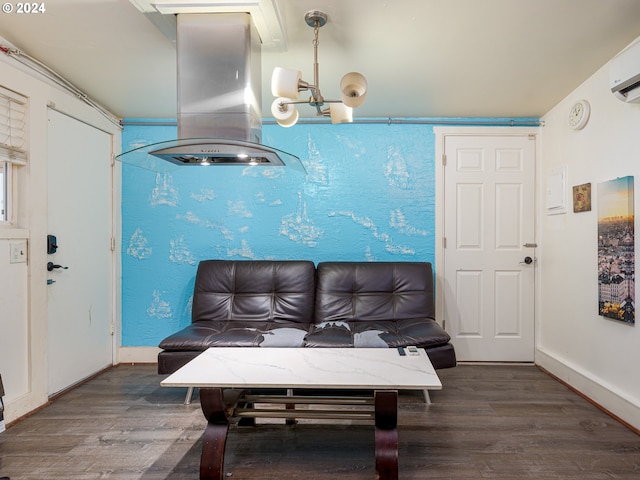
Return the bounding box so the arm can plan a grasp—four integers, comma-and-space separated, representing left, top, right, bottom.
9, 241, 27, 264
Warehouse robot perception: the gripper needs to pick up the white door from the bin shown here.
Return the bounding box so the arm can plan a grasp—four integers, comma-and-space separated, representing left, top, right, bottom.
47, 109, 114, 395
441, 132, 536, 362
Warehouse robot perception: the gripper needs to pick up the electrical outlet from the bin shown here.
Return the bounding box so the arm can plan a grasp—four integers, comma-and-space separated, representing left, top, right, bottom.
9, 241, 27, 264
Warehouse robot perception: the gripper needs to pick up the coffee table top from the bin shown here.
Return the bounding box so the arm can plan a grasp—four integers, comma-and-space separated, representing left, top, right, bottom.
161, 347, 441, 390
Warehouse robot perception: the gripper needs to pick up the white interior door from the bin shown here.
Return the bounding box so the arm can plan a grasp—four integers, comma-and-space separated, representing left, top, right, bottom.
47, 109, 114, 395
442, 133, 536, 362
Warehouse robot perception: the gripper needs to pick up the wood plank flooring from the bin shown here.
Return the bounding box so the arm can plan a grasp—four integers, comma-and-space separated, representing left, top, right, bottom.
0, 364, 639, 479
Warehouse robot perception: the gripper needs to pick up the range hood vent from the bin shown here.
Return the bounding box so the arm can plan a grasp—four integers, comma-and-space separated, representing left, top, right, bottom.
117, 13, 305, 174
116, 137, 304, 173
152, 141, 285, 166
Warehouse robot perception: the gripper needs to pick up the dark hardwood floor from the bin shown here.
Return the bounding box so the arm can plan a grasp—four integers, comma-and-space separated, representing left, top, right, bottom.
0, 364, 639, 479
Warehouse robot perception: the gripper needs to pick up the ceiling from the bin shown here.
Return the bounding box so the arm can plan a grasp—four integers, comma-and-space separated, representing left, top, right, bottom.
1, 0, 640, 121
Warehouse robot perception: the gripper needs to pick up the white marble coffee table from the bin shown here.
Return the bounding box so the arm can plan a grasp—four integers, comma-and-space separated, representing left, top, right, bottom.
162, 347, 442, 480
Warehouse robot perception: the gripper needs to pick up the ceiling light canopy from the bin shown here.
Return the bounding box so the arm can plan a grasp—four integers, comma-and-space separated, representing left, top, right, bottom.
271, 10, 368, 127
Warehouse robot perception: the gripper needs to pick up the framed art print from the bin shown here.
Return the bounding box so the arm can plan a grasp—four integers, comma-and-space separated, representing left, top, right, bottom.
573, 183, 591, 212
597, 176, 634, 324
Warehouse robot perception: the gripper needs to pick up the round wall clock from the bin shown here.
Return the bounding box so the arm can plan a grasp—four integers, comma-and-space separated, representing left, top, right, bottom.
568, 99, 590, 130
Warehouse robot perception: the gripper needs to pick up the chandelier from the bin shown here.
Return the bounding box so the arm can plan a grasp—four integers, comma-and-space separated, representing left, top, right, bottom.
270, 10, 368, 127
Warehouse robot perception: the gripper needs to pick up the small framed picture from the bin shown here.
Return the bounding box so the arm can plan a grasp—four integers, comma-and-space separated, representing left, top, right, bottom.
572, 183, 591, 213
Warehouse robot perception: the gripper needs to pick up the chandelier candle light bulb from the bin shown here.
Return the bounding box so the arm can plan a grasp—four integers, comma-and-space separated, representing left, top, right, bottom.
340, 72, 368, 108
329, 102, 353, 124
271, 67, 303, 99
271, 98, 299, 127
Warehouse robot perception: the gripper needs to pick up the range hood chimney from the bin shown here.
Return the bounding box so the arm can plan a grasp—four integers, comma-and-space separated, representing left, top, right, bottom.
117, 13, 304, 173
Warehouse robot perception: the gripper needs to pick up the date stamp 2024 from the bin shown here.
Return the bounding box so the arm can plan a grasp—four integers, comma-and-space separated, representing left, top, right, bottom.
2, 2, 46, 14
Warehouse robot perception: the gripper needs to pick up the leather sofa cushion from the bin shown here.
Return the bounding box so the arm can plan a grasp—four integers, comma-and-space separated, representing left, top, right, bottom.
192, 260, 316, 324
159, 320, 310, 350
314, 262, 436, 322
304, 318, 450, 348
160, 318, 451, 350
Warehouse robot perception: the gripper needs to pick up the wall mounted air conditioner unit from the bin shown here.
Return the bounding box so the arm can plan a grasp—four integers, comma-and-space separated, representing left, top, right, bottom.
610, 41, 640, 103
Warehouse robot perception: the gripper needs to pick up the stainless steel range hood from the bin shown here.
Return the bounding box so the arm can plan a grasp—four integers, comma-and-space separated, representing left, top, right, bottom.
117, 13, 305, 173
150, 138, 289, 166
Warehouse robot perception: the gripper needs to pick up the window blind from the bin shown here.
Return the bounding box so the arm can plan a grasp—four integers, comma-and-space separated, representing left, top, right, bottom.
0, 85, 27, 165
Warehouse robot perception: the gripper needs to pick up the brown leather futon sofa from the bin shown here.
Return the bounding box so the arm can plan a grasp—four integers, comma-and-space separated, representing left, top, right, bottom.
158, 260, 456, 375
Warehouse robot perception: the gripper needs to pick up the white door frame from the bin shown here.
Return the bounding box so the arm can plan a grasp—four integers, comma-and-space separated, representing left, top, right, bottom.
434, 126, 540, 359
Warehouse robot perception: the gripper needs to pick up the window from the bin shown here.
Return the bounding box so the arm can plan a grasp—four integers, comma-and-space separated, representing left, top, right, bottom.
0, 161, 6, 219
0, 85, 27, 223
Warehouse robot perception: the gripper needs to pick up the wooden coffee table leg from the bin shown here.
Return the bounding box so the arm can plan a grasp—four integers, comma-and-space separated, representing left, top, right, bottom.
285, 388, 296, 425
374, 390, 398, 480
199, 388, 229, 480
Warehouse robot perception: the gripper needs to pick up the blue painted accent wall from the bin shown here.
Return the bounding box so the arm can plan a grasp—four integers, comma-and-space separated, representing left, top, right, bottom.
121, 121, 436, 346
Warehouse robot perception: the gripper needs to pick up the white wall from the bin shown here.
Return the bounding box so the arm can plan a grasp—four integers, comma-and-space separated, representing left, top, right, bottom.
538, 37, 640, 430
0, 54, 121, 423
0, 233, 28, 403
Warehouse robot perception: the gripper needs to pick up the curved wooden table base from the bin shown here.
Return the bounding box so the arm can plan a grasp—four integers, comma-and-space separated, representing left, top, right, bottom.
199, 388, 229, 480
374, 390, 399, 480
197, 388, 399, 480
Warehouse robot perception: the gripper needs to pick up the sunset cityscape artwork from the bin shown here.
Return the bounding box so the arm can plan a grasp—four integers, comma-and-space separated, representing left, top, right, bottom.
597, 176, 635, 324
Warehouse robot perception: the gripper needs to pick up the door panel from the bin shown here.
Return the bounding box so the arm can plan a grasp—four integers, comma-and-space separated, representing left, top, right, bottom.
47, 109, 113, 395
456, 271, 482, 335
443, 134, 535, 362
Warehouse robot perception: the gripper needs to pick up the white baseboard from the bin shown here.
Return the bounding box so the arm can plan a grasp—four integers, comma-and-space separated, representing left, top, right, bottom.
536, 348, 640, 431
118, 346, 160, 364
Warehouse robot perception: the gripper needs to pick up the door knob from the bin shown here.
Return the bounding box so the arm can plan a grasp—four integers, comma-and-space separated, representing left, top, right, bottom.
47, 262, 68, 272
520, 256, 533, 265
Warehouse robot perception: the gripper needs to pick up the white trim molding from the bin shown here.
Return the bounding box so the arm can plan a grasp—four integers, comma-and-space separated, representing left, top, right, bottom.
536, 347, 640, 431
118, 346, 161, 364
